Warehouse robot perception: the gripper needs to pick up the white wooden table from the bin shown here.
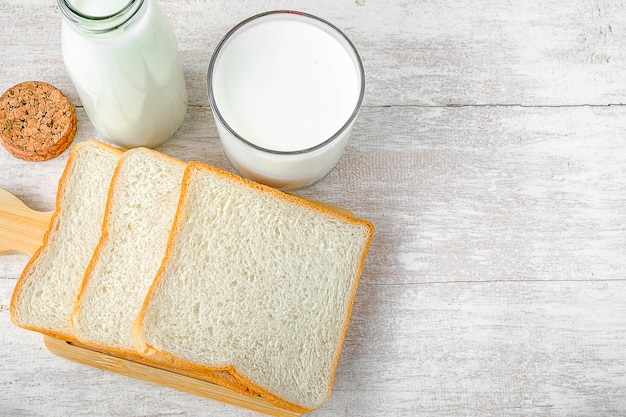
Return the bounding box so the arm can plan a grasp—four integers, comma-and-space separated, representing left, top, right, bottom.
2, 1, 626, 416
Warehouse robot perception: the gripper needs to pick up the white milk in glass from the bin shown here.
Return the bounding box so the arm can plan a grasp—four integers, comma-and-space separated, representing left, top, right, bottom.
60, 0, 187, 148
209, 12, 364, 189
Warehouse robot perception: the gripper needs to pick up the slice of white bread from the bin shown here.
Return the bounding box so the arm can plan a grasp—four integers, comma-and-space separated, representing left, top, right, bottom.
10, 140, 122, 341
133, 162, 374, 412
67, 148, 247, 391
71, 147, 185, 358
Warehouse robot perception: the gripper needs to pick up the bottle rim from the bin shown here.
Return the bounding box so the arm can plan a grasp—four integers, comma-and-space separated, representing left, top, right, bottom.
57, 0, 144, 34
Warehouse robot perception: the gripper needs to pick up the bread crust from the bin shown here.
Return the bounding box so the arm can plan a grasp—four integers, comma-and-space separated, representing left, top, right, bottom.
133, 161, 374, 412
10, 140, 123, 342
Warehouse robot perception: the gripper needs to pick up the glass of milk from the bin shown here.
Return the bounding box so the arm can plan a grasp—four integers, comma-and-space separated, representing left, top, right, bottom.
58, 0, 188, 148
207, 11, 365, 190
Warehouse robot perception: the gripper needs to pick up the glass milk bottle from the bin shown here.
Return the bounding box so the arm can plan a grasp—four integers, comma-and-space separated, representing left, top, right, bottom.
58, 0, 188, 148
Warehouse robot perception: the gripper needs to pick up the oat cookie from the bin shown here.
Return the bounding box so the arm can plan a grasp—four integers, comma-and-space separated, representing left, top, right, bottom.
0, 81, 77, 161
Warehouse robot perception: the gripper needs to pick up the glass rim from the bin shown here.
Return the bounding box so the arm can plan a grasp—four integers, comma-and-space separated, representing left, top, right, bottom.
57, 0, 143, 34
207, 10, 365, 156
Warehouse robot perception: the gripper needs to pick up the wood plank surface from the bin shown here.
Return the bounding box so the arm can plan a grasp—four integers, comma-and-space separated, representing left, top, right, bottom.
1, 0, 626, 416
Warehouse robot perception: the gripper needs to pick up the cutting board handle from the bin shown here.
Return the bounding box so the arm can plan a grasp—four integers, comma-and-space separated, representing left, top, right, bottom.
0, 188, 52, 255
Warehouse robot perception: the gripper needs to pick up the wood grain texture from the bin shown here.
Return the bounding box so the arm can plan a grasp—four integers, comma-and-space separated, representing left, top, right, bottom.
0, 188, 52, 255
43, 337, 302, 417
1, 0, 626, 416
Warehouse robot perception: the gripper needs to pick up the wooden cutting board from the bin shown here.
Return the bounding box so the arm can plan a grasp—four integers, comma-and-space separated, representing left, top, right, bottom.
0, 188, 53, 255
0, 187, 302, 417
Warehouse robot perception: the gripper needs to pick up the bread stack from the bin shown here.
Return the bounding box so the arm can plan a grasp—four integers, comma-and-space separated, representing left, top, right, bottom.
10, 140, 374, 413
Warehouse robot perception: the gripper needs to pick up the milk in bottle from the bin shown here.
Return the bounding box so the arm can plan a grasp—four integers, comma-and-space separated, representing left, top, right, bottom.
58, 0, 187, 148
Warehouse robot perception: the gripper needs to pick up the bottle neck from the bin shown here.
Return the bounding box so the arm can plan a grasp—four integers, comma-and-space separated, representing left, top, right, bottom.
57, 0, 145, 34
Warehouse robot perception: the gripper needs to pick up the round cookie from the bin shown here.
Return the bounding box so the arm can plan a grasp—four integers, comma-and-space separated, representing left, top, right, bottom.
0, 81, 77, 161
